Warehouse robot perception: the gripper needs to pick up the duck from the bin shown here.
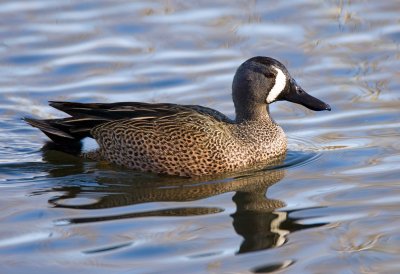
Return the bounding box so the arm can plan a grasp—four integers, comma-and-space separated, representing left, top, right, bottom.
24, 56, 331, 177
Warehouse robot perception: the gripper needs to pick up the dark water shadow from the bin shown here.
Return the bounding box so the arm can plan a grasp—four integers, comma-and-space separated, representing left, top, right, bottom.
36, 144, 326, 256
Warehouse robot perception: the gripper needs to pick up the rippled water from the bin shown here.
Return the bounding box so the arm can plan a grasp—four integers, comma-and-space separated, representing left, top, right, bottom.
1, 1, 400, 273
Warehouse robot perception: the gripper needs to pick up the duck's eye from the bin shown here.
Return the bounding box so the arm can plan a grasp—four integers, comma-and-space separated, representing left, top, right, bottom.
263, 72, 275, 78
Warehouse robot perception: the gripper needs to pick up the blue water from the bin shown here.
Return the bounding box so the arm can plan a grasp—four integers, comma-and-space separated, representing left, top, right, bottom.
1, 1, 400, 273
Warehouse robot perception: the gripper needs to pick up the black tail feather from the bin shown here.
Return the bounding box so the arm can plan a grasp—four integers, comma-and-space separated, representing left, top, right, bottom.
23, 117, 80, 144
24, 101, 123, 145
23, 117, 75, 140
23, 116, 100, 144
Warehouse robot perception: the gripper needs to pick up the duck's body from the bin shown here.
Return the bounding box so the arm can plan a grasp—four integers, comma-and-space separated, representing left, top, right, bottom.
89, 105, 286, 176
25, 57, 330, 177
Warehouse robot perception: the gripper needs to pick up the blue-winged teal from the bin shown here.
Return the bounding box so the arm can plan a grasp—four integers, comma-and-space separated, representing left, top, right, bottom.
25, 56, 330, 177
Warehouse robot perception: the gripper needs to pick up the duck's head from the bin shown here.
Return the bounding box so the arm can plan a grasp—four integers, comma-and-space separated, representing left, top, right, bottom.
232, 56, 330, 121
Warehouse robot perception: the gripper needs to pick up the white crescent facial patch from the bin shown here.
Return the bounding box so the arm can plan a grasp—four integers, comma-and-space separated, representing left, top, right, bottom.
266, 67, 287, 103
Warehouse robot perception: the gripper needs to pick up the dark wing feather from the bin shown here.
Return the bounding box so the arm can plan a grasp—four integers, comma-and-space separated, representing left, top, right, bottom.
25, 101, 232, 145
49, 101, 231, 122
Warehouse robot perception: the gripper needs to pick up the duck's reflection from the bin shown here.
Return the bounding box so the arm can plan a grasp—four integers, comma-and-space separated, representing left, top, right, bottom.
41, 145, 323, 255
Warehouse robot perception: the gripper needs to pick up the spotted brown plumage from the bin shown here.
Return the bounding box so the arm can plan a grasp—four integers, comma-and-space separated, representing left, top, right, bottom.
24, 56, 331, 177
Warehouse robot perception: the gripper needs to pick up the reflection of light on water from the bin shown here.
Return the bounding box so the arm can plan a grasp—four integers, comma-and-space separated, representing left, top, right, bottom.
55, 197, 100, 207
299, 211, 366, 225
288, 136, 320, 152
54, 219, 70, 226
341, 154, 400, 175
237, 23, 304, 41
0, 231, 52, 247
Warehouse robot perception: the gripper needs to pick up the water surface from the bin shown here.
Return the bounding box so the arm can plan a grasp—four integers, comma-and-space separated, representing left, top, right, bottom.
1, 1, 400, 273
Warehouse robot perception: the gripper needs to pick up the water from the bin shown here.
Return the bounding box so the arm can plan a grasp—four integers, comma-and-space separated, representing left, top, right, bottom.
1, 1, 400, 273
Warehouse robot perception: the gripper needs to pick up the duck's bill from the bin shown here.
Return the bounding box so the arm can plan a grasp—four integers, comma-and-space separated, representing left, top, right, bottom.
281, 81, 331, 111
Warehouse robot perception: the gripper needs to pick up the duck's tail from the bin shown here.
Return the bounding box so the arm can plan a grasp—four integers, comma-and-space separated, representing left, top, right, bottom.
24, 101, 118, 145
23, 117, 80, 144
24, 109, 112, 146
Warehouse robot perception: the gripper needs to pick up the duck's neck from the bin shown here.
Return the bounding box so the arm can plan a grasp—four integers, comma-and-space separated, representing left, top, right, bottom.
235, 103, 273, 123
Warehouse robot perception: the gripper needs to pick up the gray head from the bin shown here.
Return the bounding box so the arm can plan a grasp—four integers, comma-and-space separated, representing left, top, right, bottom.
232, 56, 331, 122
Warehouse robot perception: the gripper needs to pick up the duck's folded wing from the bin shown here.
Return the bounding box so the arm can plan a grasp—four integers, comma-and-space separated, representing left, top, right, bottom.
49, 101, 231, 122
24, 101, 232, 144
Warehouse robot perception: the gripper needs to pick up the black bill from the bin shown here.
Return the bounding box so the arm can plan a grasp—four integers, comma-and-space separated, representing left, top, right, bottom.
279, 79, 331, 111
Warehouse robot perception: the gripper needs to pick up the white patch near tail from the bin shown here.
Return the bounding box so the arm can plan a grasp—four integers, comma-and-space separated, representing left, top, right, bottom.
266, 67, 287, 103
